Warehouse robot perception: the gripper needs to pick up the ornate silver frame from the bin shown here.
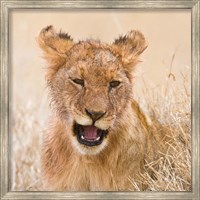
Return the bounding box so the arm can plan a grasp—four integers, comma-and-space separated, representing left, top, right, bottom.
0, 0, 199, 199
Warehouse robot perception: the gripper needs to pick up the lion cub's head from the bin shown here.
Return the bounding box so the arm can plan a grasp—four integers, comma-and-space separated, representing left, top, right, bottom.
38, 26, 147, 155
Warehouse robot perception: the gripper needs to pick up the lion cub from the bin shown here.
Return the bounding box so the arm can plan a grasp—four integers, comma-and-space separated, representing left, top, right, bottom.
38, 26, 159, 191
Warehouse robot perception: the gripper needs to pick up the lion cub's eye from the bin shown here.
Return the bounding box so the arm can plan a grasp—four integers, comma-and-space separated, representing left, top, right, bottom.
109, 80, 121, 88
72, 79, 84, 87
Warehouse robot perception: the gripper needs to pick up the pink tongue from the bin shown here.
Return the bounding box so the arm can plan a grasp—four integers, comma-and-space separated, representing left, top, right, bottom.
83, 126, 98, 140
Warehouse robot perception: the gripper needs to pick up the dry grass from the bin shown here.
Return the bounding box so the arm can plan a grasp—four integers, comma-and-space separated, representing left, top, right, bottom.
11, 98, 48, 191
11, 68, 191, 191
130, 65, 191, 191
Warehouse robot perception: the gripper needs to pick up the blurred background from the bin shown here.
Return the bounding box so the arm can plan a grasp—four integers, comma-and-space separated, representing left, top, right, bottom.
10, 9, 191, 190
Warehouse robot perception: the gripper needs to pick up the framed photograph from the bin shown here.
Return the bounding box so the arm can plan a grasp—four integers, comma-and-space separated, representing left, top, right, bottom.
0, 0, 199, 199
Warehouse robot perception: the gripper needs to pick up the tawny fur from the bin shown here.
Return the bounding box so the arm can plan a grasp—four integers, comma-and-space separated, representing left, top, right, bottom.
38, 26, 167, 191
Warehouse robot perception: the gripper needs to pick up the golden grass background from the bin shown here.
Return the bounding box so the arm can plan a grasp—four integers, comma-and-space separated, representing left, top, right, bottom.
11, 10, 191, 191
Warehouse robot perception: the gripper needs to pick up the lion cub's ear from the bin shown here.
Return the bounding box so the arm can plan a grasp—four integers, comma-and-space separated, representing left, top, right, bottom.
38, 25, 74, 80
113, 30, 148, 70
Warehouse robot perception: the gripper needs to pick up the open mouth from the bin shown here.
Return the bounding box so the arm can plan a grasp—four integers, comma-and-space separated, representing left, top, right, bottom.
73, 122, 108, 146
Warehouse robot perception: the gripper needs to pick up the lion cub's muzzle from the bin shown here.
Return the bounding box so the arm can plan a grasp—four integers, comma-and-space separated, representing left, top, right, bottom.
73, 109, 108, 146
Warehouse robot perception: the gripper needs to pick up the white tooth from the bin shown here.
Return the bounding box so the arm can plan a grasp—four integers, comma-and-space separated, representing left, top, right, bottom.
96, 136, 100, 141
81, 135, 85, 140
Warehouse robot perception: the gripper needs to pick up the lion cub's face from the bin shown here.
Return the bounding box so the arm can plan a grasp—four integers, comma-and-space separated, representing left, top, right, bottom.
38, 26, 147, 155
56, 43, 132, 154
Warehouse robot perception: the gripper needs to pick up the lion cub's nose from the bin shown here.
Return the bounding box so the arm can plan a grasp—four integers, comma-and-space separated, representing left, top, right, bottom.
85, 109, 106, 122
